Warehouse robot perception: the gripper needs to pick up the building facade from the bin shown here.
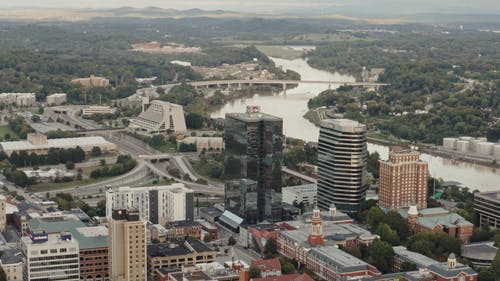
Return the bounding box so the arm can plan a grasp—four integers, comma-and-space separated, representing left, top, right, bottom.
0, 195, 6, 232
0, 93, 36, 107
0, 249, 24, 281
82, 106, 116, 116
378, 147, 429, 211
317, 119, 368, 213
105, 184, 194, 224
21, 231, 80, 281
474, 191, 500, 228
0, 133, 116, 156
224, 106, 283, 223
46, 93, 67, 106
147, 240, 216, 276
71, 75, 110, 88
282, 184, 317, 208
129, 100, 187, 133
109, 209, 147, 281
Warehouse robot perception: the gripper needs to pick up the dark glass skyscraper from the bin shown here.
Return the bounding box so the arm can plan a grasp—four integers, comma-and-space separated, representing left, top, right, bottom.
224, 106, 283, 224
317, 119, 368, 213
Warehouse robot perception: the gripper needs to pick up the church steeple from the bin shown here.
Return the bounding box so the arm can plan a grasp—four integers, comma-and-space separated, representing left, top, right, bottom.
308, 206, 325, 247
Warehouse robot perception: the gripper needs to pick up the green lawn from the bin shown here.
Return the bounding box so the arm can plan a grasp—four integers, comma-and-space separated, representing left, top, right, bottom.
256, 45, 303, 60
189, 160, 223, 182
0, 125, 20, 141
157, 143, 178, 153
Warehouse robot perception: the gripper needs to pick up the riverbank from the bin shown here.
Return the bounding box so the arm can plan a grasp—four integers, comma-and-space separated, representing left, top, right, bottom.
422, 148, 499, 169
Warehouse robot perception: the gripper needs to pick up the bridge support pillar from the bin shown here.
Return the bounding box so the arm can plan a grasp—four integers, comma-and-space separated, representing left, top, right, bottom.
283, 83, 287, 94
328, 83, 331, 90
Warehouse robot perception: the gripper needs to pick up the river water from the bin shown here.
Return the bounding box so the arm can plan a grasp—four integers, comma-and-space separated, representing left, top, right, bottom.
210, 57, 500, 192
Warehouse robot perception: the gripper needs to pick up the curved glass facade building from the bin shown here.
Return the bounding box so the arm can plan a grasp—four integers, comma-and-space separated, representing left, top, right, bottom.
317, 119, 368, 213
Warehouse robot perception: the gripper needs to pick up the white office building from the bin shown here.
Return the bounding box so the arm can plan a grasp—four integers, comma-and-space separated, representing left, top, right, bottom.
46, 93, 67, 106
105, 184, 194, 225
0, 93, 36, 107
21, 232, 80, 281
282, 184, 317, 207
129, 100, 187, 133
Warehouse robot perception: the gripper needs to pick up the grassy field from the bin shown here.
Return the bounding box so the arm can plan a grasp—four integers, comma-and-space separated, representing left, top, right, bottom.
256, 45, 304, 60
189, 159, 223, 182
0, 125, 20, 141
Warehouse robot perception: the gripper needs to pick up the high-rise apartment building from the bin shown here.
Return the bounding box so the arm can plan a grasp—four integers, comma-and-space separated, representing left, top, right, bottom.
378, 147, 429, 211
224, 106, 283, 223
21, 231, 80, 281
109, 209, 147, 281
317, 119, 368, 213
106, 184, 194, 224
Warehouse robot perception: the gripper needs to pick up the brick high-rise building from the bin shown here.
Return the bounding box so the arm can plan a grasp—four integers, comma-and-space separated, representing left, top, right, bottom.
109, 208, 147, 281
378, 147, 429, 211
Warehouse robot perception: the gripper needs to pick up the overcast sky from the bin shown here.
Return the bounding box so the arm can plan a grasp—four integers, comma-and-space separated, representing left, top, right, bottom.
1, 0, 499, 15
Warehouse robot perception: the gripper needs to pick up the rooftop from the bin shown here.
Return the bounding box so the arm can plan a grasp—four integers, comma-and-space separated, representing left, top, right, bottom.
0, 136, 115, 152
169, 270, 212, 281
282, 184, 316, 193
0, 248, 24, 264
461, 242, 498, 261
251, 258, 281, 272
393, 246, 438, 268
475, 191, 500, 202
225, 109, 282, 123
398, 208, 473, 228
253, 273, 314, 281
27, 215, 108, 249
320, 118, 366, 132
147, 239, 213, 258
21, 232, 79, 247
310, 245, 378, 274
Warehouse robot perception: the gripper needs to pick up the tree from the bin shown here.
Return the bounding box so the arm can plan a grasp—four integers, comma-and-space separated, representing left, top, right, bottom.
65, 161, 75, 170
186, 112, 204, 129
228, 236, 236, 246
264, 237, 278, 258
366, 207, 385, 230
0, 266, 6, 281
376, 223, 400, 246
203, 235, 212, 243
382, 211, 410, 242
477, 269, 495, 281
491, 250, 500, 277
91, 146, 102, 157
369, 239, 394, 273
367, 152, 380, 178
248, 266, 261, 279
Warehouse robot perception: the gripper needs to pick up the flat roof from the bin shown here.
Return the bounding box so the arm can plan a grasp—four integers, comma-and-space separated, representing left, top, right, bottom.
27, 216, 108, 249
462, 242, 498, 261
282, 184, 317, 193
393, 246, 438, 268
147, 239, 212, 258
320, 118, 366, 132
310, 245, 377, 273
225, 111, 282, 122
0, 136, 115, 151
475, 191, 500, 202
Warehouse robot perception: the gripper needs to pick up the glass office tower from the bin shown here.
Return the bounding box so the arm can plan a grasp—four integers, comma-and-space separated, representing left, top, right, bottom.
224, 106, 283, 223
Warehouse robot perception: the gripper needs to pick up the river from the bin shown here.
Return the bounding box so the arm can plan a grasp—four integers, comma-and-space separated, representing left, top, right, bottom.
210, 57, 500, 192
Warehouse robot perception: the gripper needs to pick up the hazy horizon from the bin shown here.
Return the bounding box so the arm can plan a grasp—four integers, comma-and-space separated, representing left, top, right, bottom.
1, 0, 499, 16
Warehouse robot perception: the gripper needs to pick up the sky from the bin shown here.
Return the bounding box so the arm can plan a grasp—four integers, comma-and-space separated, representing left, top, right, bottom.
0, 0, 499, 15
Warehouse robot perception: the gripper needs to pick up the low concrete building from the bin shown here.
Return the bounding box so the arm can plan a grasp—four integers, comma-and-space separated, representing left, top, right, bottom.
147, 239, 216, 276
177, 136, 224, 152
282, 184, 317, 208
461, 242, 498, 268
474, 191, 500, 228
72, 75, 109, 88
0, 133, 117, 156
46, 93, 67, 105
82, 105, 116, 116
0, 92, 36, 107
